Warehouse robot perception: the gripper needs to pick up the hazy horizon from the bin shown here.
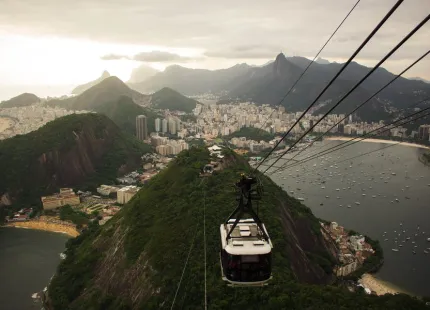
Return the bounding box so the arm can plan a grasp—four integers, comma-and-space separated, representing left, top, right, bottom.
1, 0, 429, 101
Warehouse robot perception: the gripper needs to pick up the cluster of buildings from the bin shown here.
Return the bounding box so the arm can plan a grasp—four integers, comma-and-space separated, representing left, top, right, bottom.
0, 105, 89, 140
321, 221, 375, 277
5, 208, 33, 222
97, 184, 141, 205
41, 188, 80, 210
155, 116, 183, 135
150, 134, 190, 155
189, 101, 430, 143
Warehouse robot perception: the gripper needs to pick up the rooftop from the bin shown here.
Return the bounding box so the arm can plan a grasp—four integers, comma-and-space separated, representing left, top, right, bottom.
220, 219, 273, 255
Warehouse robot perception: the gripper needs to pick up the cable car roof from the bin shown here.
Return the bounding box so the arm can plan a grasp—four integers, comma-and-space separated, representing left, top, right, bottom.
220, 219, 273, 255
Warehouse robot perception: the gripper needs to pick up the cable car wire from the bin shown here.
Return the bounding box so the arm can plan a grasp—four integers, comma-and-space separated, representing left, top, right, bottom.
266, 107, 430, 175
203, 187, 207, 310
252, 0, 361, 137
262, 13, 430, 175
273, 96, 430, 172
266, 102, 430, 173
170, 198, 201, 310
265, 106, 430, 173
274, 49, 430, 171
253, 0, 404, 173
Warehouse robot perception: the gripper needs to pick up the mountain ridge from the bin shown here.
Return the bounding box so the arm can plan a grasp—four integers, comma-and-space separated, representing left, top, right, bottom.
71, 71, 111, 95
133, 53, 430, 122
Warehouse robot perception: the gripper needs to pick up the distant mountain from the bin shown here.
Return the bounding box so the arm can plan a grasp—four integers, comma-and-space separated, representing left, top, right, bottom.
410, 77, 430, 84
128, 65, 159, 84
0, 113, 150, 206
52, 76, 149, 111
128, 63, 253, 95
134, 53, 430, 122
151, 87, 199, 112
0, 93, 40, 108
316, 57, 330, 65
71, 71, 111, 95
47, 77, 156, 134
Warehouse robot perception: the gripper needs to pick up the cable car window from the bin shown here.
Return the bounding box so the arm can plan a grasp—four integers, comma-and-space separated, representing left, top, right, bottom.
241, 255, 259, 263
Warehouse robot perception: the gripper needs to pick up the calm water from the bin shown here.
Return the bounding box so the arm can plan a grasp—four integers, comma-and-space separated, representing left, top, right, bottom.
0, 228, 69, 310
268, 140, 430, 296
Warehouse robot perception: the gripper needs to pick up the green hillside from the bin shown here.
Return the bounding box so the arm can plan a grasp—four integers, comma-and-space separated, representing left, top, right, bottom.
94, 96, 159, 135
47, 77, 160, 135
228, 127, 275, 142
0, 113, 151, 207
0, 93, 40, 108
47, 148, 427, 309
151, 87, 199, 112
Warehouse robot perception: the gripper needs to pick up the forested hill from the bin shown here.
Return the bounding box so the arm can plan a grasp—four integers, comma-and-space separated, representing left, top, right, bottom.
0, 93, 40, 108
151, 87, 200, 113
47, 147, 427, 309
227, 127, 275, 142
0, 113, 150, 207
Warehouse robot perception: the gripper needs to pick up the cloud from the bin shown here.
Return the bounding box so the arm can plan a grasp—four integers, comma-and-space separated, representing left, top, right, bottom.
133, 51, 190, 62
100, 54, 130, 60
205, 45, 281, 59
100, 50, 195, 62
1, 0, 429, 78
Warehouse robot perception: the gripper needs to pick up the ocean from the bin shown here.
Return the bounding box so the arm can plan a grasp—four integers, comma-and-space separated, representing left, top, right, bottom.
0, 227, 69, 310
268, 140, 430, 296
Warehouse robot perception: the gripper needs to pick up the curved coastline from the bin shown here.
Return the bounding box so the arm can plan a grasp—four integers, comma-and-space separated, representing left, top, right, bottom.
359, 273, 410, 296
3, 220, 79, 237
325, 136, 430, 150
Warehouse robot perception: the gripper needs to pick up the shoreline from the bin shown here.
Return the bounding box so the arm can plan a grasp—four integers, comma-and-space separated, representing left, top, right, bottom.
3, 220, 79, 237
325, 136, 430, 150
359, 273, 408, 296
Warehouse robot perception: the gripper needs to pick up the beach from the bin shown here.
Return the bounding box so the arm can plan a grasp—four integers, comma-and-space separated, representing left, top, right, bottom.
4, 217, 79, 237
325, 136, 430, 150
359, 273, 405, 296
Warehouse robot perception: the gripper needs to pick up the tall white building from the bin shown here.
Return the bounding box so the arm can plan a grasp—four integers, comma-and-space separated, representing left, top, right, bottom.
155, 118, 161, 132
162, 119, 168, 133
169, 118, 176, 135
136, 115, 148, 141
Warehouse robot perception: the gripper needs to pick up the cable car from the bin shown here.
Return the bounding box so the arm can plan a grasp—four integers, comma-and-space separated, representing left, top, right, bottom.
220, 174, 273, 286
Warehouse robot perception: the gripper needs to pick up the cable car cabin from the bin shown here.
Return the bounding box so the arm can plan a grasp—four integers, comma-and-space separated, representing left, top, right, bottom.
220, 219, 273, 286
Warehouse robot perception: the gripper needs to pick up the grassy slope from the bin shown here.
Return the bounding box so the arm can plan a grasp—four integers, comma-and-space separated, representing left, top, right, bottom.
151, 87, 198, 113
48, 148, 428, 310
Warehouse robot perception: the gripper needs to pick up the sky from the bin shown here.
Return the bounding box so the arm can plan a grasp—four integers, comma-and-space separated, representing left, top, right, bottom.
0, 0, 429, 100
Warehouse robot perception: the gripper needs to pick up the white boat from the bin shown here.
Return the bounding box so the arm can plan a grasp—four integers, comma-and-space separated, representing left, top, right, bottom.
355, 202, 360, 205
372, 195, 376, 198
336, 188, 340, 191
297, 198, 305, 201
395, 198, 399, 202
362, 194, 366, 196
347, 205, 351, 208
392, 249, 399, 252
391, 172, 396, 176
427, 238, 430, 242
